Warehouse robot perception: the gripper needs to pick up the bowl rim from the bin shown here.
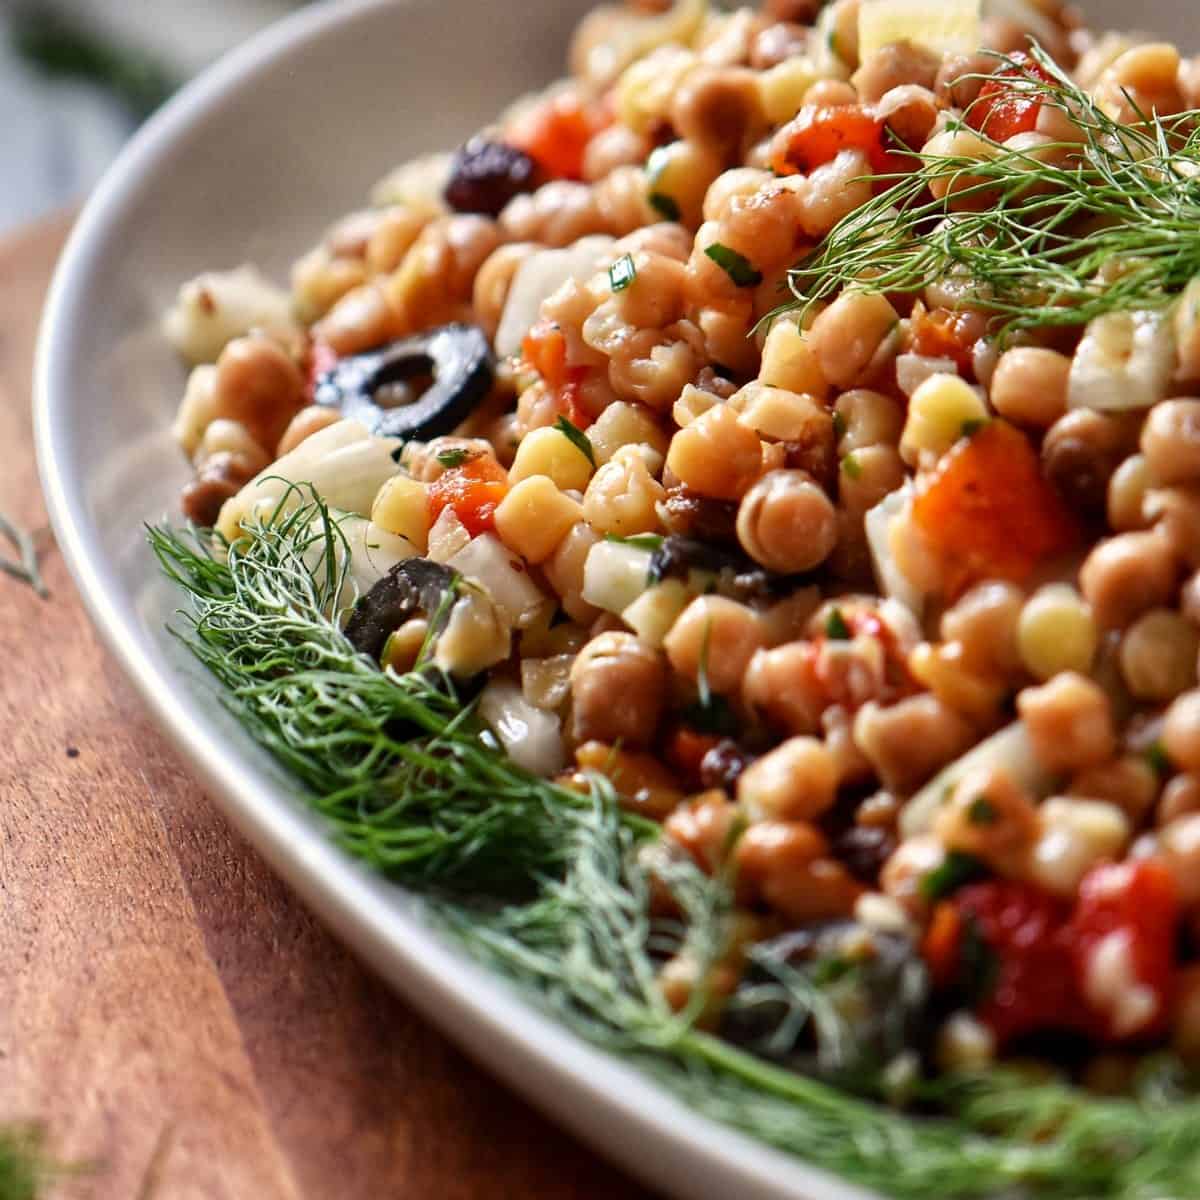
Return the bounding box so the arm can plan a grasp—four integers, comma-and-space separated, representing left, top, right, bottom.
32, 4, 880, 1198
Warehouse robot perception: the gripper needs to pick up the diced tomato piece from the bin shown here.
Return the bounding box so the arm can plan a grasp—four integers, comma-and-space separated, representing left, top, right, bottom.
967, 53, 1056, 142
427, 454, 509, 537
665, 727, 722, 783
306, 339, 340, 401
772, 104, 891, 177
507, 91, 607, 182
909, 304, 987, 375
951, 881, 1094, 1046
912, 421, 1079, 598
555, 369, 594, 430
1067, 860, 1179, 1041
923, 902, 965, 989
522, 319, 570, 388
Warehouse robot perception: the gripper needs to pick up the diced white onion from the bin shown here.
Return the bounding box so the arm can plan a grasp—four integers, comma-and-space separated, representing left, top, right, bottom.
1068, 309, 1175, 412
478, 679, 567, 777
864, 484, 924, 618
447, 533, 547, 628
495, 237, 615, 358
895, 353, 959, 398
582, 540, 654, 615
621, 580, 693, 648
302, 512, 419, 618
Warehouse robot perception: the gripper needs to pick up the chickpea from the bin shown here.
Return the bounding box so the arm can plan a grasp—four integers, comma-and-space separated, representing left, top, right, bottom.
1158, 774, 1200, 827
695, 301, 761, 377
934, 51, 997, 108
1185, 571, 1200, 626
1142, 399, 1200, 487
736, 823, 860, 923
718, 186, 806, 275
570, 632, 666, 747
743, 643, 822, 736
614, 223, 694, 264
907, 641, 1007, 725
594, 165, 660, 236
1095, 43, 1184, 124
666, 403, 763, 501
796, 149, 873, 239
212, 334, 305, 453
544, 522, 602, 624
500, 182, 605, 247
808, 291, 899, 391
702, 168, 774, 224
851, 39, 939, 102
365, 206, 429, 275
1070, 757, 1160, 825
181, 452, 261, 527
989, 347, 1071, 429
933, 766, 1040, 876
1144, 487, 1200, 569
1120, 609, 1199, 702
574, 742, 683, 820
665, 791, 740, 874
671, 65, 765, 159
880, 834, 947, 917
1080, 530, 1179, 630
1017, 672, 1116, 774
736, 469, 837, 574
750, 19, 809, 70
610, 251, 688, 330
645, 139, 725, 231
1164, 691, 1200, 773
737, 737, 837, 823
194, 418, 270, 474
853, 696, 974, 794
838, 444, 905, 520
665, 595, 767, 696
834, 389, 904, 454
804, 79, 858, 108
1107, 454, 1151, 533
314, 282, 399, 356
582, 451, 665, 538
875, 84, 939, 150
921, 128, 999, 209
941, 581, 1024, 678
1159, 813, 1200, 906
582, 124, 653, 183
1042, 409, 1137, 515
291, 246, 366, 322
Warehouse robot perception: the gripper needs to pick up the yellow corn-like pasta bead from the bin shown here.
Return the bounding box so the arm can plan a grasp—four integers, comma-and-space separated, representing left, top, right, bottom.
493, 476, 584, 565
758, 58, 821, 128
615, 47, 697, 136
371, 474, 431, 552
734, 383, 828, 444
758, 321, 829, 399
1018, 585, 1099, 681
672, 384, 722, 428
900, 373, 988, 464
509, 426, 595, 492
587, 401, 669, 466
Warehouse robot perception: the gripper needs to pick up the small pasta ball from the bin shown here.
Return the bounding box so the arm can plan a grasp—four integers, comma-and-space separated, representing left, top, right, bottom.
921, 128, 999, 208
314, 282, 400, 356
372, 475, 431, 552
734, 384, 831, 446
1017, 672, 1116, 774
1079, 530, 1179, 630
586, 402, 669, 466
1145, 487, 1200, 570
291, 245, 366, 322
989, 347, 1071, 429
808, 290, 899, 390
608, 332, 698, 412
758, 57, 820, 127
544, 521, 601, 624
609, 251, 688, 330
907, 641, 1007, 725
796, 149, 874, 239
213, 334, 306, 453
1159, 813, 1200, 906
582, 451, 665, 537
173, 364, 220, 458
1164, 691, 1200, 773
1158, 774, 1200, 827
758, 320, 829, 399
934, 766, 1040, 876
1095, 43, 1183, 124
899, 374, 988, 465
1017, 585, 1099, 681
494, 476, 583, 564
737, 470, 838, 574
703, 167, 774, 223
838, 445, 906, 520
1069, 756, 1160, 826
941, 581, 1025, 677
510, 426, 595, 492
1120, 609, 1200, 702
645, 139, 726, 231
851, 39, 940, 102
736, 826, 861, 924
194, 419, 270, 474
875, 84, 939, 150
1028, 798, 1131, 898
853, 696, 975, 794
737, 737, 837, 824
671, 65, 766, 159
1141, 398, 1200, 487
664, 595, 767, 696
1107, 454, 1151, 533
666, 403, 763, 501
276, 405, 342, 458
365, 206, 429, 275
570, 632, 667, 747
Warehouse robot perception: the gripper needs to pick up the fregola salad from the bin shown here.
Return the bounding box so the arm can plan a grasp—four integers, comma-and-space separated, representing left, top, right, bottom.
154, 1, 1200, 1195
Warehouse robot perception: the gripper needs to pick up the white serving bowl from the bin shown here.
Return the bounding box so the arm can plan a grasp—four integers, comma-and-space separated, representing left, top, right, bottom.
33, 2, 1195, 1198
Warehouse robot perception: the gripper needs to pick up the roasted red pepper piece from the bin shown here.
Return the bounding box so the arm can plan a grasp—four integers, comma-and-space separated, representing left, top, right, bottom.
967, 52, 1056, 142
427, 454, 509, 536
507, 92, 607, 182
772, 103, 892, 176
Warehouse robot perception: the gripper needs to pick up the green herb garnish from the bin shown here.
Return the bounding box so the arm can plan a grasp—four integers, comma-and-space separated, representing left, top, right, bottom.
921, 851, 988, 902
148, 490, 1200, 1200
437, 449, 471, 469
967, 797, 998, 826
1147, 742, 1172, 776
705, 244, 764, 288
553, 416, 596, 468
825, 607, 852, 640
959, 916, 1001, 1006
0, 513, 48, 599
832, 410, 847, 441
960, 419, 988, 439
841, 453, 862, 481
605, 533, 665, 552
649, 191, 682, 222
609, 253, 638, 292
778, 45, 1200, 338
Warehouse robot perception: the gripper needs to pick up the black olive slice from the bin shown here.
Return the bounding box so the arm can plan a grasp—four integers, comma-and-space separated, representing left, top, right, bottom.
647, 536, 795, 605
314, 324, 493, 443
345, 559, 459, 659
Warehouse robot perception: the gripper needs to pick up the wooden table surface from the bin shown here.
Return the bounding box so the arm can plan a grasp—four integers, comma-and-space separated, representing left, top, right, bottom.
0, 214, 659, 1200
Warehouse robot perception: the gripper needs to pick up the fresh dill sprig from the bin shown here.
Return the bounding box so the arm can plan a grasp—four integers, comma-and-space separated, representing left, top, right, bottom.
150, 491, 1200, 1198
0, 1124, 61, 1200
0, 513, 48, 599
782, 44, 1200, 335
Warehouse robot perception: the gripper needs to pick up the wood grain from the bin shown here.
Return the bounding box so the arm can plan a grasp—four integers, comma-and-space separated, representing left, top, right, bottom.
0, 214, 657, 1200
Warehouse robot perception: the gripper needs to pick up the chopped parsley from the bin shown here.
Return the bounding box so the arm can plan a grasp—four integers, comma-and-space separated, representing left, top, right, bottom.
554, 416, 596, 468
649, 191, 682, 222
704, 243, 763, 288
961, 419, 988, 439
1146, 742, 1172, 776
609, 253, 637, 293
842, 453, 863, 481
436, 448, 470, 469
968, 796, 999, 826
605, 533, 665, 552
959, 915, 1001, 1006
825, 607, 852, 640
920, 851, 988, 902
832, 410, 847, 441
